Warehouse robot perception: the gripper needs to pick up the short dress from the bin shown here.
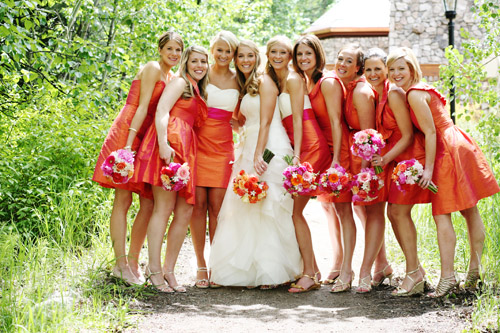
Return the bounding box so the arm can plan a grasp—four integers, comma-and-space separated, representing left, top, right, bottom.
309, 72, 352, 203
195, 84, 239, 188
92, 79, 167, 198
134, 76, 207, 205
344, 76, 389, 205
377, 80, 431, 205
279, 93, 331, 174
407, 83, 499, 215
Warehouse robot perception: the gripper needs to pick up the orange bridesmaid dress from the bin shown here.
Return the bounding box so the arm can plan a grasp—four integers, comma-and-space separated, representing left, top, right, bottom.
195, 84, 239, 188
134, 76, 207, 205
407, 83, 499, 215
309, 72, 352, 203
344, 76, 389, 205
377, 80, 431, 204
92, 80, 166, 197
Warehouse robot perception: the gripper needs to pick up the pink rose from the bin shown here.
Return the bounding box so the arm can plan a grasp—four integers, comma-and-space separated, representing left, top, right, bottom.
177, 164, 190, 180
358, 172, 371, 183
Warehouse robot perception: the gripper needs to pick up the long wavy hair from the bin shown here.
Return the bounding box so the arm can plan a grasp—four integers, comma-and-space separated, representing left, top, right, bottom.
265, 35, 292, 91
235, 40, 261, 97
178, 45, 209, 100
386, 47, 422, 87
292, 34, 325, 84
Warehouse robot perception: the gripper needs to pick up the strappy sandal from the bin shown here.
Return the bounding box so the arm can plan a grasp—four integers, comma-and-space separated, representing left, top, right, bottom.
428, 273, 458, 298
392, 267, 424, 297
372, 265, 393, 287
356, 275, 372, 293
145, 266, 174, 293
330, 271, 354, 293
288, 274, 320, 293
195, 267, 209, 289
164, 270, 187, 293
321, 269, 340, 285
464, 268, 481, 291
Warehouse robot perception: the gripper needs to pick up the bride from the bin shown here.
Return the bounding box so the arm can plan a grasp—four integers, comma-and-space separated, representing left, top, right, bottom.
209, 40, 302, 287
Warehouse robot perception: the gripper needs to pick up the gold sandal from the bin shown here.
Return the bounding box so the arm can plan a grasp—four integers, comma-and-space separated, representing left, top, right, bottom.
428, 274, 458, 298
288, 274, 320, 293
356, 275, 372, 293
321, 269, 340, 285
392, 267, 424, 297
164, 270, 187, 293
372, 265, 393, 287
145, 266, 174, 293
195, 267, 209, 289
330, 271, 354, 293
464, 268, 481, 291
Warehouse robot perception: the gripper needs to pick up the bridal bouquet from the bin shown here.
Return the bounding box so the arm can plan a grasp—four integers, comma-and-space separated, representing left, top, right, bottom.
101, 149, 135, 184
160, 162, 190, 191
351, 129, 386, 174
232, 170, 268, 203
351, 167, 384, 202
318, 164, 352, 197
392, 159, 438, 193
282, 161, 318, 197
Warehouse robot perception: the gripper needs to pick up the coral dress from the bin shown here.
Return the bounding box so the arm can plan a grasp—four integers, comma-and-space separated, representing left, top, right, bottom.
209, 93, 302, 286
195, 84, 239, 188
279, 93, 331, 173
309, 72, 352, 203
344, 76, 389, 205
407, 83, 499, 215
92, 79, 166, 197
377, 80, 431, 205
134, 77, 207, 205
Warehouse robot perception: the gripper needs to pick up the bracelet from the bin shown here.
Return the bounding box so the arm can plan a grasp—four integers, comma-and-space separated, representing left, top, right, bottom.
128, 127, 137, 133
293, 154, 300, 160
124, 145, 132, 150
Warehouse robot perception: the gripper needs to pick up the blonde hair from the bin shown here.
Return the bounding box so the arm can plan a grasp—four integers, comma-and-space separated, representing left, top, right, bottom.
265, 35, 292, 91
386, 47, 422, 86
235, 40, 261, 97
210, 30, 239, 55
293, 34, 325, 84
158, 31, 184, 51
179, 45, 209, 100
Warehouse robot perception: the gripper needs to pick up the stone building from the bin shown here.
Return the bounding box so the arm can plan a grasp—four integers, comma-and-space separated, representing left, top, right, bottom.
305, 0, 483, 81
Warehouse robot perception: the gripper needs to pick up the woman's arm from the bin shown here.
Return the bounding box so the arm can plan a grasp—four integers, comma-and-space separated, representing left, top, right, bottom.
353, 81, 376, 168
407, 90, 436, 189
288, 73, 305, 165
373, 87, 414, 167
254, 75, 279, 175
155, 77, 186, 162
124, 62, 161, 149
321, 78, 343, 166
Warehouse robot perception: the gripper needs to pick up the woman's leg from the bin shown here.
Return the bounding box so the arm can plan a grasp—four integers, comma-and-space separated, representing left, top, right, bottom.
163, 196, 194, 291
289, 196, 318, 291
146, 186, 176, 291
207, 187, 226, 243
332, 202, 356, 291
433, 213, 456, 278
190, 187, 209, 286
127, 195, 154, 282
460, 206, 485, 272
322, 202, 343, 283
110, 188, 140, 285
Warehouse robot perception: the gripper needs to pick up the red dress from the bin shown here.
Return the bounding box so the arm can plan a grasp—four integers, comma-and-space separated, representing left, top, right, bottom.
279, 93, 330, 196
309, 72, 351, 203
195, 84, 239, 188
134, 77, 207, 205
377, 80, 431, 205
92, 80, 166, 197
344, 76, 389, 205
407, 83, 499, 215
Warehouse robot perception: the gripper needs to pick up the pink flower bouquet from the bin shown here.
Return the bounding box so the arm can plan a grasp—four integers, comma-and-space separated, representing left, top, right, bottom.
392, 159, 438, 193
318, 164, 352, 197
351, 129, 386, 174
160, 162, 190, 191
351, 167, 384, 202
282, 162, 318, 197
101, 149, 135, 184
232, 170, 269, 203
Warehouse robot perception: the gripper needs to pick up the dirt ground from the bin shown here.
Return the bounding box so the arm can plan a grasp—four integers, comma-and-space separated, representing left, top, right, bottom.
127, 200, 475, 333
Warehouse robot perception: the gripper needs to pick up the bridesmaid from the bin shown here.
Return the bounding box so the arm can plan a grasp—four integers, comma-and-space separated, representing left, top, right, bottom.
135, 45, 209, 292
387, 47, 499, 297
92, 31, 183, 286
365, 48, 430, 296
334, 44, 391, 293
190, 31, 240, 288
297, 35, 349, 287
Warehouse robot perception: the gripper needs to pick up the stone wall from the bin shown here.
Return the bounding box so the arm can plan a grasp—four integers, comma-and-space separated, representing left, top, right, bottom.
322, 36, 389, 64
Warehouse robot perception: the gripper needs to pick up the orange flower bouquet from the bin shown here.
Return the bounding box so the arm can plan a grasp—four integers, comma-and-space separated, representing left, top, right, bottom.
232, 170, 269, 203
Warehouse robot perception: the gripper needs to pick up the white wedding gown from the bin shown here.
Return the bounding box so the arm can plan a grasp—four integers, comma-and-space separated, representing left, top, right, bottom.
209, 93, 302, 286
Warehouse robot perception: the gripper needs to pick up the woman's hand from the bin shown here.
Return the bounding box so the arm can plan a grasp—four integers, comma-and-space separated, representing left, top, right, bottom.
371, 153, 385, 167
418, 168, 433, 189
159, 142, 176, 163
254, 154, 268, 176
292, 155, 300, 166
